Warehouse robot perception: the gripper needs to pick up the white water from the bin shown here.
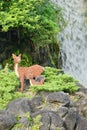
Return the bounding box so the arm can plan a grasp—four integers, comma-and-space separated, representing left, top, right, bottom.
52, 0, 87, 87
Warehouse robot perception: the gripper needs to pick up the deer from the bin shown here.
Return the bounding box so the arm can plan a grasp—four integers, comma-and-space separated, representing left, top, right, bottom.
12, 53, 44, 92
29, 75, 45, 86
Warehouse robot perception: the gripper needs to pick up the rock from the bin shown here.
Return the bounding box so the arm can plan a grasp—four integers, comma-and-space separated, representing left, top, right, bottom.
12, 116, 30, 130
0, 112, 16, 130
83, 108, 87, 118
60, 127, 66, 130
64, 107, 78, 130
40, 111, 50, 130
57, 106, 68, 117
76, 116, 87, 130
75, 97, 87, 117
18, 116, 30, 127
47, 92, 70, 104
5, 98, 31, 116
49, 111, 64, 129
30, 96, 43, 112
31, 110, 64, 130
1, 89, 87, 130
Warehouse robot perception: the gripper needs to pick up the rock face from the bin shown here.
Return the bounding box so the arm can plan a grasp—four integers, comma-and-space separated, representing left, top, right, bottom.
0, 88, 87, 130
6, 98, 31, 116
0, 112, 16, 130
51, 0, 87, 87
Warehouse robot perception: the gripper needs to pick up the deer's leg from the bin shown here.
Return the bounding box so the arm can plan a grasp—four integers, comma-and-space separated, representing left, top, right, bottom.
20, 77, 24, 93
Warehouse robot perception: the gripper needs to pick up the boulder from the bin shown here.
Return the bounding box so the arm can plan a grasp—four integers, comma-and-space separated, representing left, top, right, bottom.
30, 96, 43, 112
47, 92, 70, 104
64, 107, 78, 130
76, 116, 87, 130
57, 106, 68, 117
6, 98, 31, 116
0, 112, 16, 130
31, 110, 64, 130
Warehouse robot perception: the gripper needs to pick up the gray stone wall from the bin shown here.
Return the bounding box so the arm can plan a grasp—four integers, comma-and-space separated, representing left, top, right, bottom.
51, 0, 87, 87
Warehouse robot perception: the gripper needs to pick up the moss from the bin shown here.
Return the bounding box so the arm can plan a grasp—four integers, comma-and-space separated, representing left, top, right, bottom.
11, 113, 42, 130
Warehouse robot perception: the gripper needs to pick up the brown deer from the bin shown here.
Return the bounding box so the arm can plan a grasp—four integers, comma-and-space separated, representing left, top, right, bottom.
12, 53, 44, 92
29, 75, 45, 86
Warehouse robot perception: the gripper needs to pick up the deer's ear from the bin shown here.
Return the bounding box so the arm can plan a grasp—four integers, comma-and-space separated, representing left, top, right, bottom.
19, 54, 21, 57
12, 54, 16, 59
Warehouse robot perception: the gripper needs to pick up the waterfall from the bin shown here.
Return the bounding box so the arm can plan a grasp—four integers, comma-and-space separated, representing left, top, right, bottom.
51, 0, 87, 87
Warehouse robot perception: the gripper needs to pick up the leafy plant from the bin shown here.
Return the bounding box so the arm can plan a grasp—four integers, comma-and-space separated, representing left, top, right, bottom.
32, 115, 42, 130
56, 128, 60, 130
0, 65, 79, 110
0, 64, 23, 109
19, 53, 32, 67
0, 0, 66, 47
31, 67, 79, 93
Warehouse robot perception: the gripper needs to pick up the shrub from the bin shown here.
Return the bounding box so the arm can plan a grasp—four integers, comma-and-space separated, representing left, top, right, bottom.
0, 0, 66, 47
31, 67, 79, 93
0, 65, 79, 110
0, 65, 22, 109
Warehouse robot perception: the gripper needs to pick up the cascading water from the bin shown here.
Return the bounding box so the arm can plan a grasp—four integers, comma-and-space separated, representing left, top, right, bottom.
51, 0, 87, 87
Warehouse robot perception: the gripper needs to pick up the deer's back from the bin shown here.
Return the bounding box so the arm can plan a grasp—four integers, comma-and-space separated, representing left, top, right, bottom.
28, 64, 44, 78
18, 65, 44, 78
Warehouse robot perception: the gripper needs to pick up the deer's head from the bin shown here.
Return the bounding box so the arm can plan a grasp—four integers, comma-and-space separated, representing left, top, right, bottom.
12, 54, 21, 63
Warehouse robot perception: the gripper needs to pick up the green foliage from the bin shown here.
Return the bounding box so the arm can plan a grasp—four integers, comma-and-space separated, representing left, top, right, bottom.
0, 65, 79, 110
13, 50, 33, 66
32, 67, 79, 93
32, 115, 42, 130
3, 57, 14, 70
56, 128, 60, 130
19, 53, 32, 67
0, 64, 23, 109
0, 0, 65, 47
